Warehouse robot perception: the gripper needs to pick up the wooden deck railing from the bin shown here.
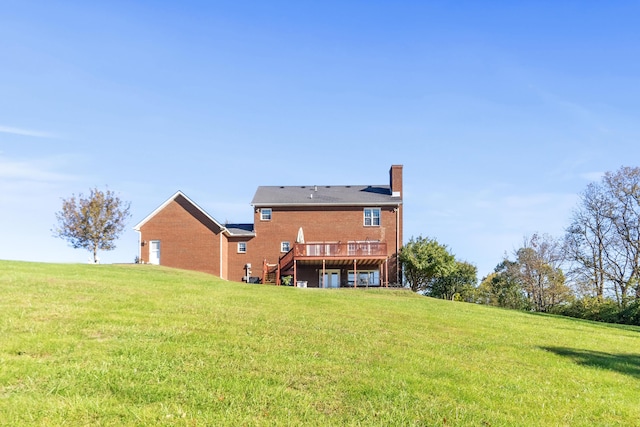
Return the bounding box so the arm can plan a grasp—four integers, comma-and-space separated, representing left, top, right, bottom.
293, 241, 387, 258
278, 241, 388, 274
279, 247, 295, 270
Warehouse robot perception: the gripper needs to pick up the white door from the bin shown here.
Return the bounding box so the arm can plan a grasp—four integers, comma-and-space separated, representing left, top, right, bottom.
149, 240, 160, 265
320, 269, 340, 288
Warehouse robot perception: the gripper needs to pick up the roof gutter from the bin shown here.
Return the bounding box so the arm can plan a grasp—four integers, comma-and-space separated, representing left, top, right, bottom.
252, 201, 403, 208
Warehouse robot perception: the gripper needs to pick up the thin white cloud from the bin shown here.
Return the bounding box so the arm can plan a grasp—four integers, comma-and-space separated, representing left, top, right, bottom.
0, 157, 76, 182
0, 124, 57, 139
0, 155, 83, 208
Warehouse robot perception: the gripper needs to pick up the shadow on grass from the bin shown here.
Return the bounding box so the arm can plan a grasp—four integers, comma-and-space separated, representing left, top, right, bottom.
543, 347, 640, 378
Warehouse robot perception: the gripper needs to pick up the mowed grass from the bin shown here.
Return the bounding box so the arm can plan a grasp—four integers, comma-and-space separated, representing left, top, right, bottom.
1, 261, 640, 426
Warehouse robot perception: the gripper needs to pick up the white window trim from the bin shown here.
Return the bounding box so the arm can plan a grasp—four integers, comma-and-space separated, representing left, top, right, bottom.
237, 242, 247, 253
363, 208, 381, 227
260, 208, 272, 221
281, 241, 290, 253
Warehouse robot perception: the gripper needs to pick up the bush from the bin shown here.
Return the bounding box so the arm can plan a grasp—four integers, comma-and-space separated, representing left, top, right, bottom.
552, 297, 640, 326
281, 275, 293, 286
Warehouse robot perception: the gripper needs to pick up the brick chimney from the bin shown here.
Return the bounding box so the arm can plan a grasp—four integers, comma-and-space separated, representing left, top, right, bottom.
389, 165, 403, 198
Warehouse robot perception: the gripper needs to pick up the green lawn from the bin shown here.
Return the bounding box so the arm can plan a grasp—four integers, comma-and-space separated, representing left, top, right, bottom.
1, 261, 639, 426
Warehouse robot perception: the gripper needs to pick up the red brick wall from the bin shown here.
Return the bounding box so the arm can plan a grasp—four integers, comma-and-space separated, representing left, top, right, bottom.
226, 235, 256, 282
390, 164, 403, 196
138, 166, 404, 283
390, 165, 403, 283
220, 232, 229, 280
139, 196, 223, 276
140, 200, 403, 283
242, 204, 402, 284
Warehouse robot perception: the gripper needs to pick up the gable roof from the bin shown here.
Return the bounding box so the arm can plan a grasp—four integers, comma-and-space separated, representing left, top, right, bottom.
134, 191, 256, 237
133, 190, 223, 232
251, 184, 402, 207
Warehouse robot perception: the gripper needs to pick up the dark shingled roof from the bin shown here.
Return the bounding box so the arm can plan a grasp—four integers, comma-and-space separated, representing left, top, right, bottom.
224, 223, 255, 237
251, 184, 402, 206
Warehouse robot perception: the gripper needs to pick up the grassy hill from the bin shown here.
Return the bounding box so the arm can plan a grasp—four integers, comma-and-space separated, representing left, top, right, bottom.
1, 261, 639, 426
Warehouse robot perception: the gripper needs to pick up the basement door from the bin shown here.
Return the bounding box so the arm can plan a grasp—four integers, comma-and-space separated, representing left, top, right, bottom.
149, 240, 160, 265
320, 269, 340, 288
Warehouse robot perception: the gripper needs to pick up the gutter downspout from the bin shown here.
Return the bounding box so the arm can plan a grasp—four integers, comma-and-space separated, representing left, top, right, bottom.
396, 204, 400, 285
220, 232, 224, 279
135, 229, 142, 263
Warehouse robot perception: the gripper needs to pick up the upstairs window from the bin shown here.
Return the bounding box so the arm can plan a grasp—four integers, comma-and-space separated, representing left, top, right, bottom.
237, 242, 247, 253
281, 241, 290, 253
260, 208, 272, 221
364, 208, 381, 226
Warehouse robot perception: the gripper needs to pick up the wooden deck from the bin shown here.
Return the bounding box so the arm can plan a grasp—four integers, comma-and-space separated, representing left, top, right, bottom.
279, 242, 387, 270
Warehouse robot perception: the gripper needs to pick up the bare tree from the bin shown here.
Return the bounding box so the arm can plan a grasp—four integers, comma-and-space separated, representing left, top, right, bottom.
516, 234, 570, 312
602, 167, 640, 303
564, 183, 611, 300
481, 234, 570, 312
53, 187, 131, 263
564, 166, 640, 305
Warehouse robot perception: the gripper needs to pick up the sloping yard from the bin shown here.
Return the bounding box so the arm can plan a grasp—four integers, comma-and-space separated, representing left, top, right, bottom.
1, 261, 639, 426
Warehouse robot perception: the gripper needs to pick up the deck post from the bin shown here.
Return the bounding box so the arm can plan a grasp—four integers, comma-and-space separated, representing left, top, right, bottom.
262, 259, 267, 285
353, 259, 357, 288
276, 261, 281, 286
322, 259, 326, 289
293, 259, 297, 288
385, 259, 389, 287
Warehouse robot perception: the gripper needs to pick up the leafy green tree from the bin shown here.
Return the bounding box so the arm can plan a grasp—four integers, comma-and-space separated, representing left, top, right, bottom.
399, 236, 456, 293
53, 187, 131, 263
430, 260, 478, 301
478, 261, 530, 310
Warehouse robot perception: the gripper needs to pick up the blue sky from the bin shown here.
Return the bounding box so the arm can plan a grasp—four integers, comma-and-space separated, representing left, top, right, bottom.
1, 1, 639, 279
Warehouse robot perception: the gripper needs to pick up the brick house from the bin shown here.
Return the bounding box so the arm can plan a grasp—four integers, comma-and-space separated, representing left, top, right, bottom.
134, 165, 403, 287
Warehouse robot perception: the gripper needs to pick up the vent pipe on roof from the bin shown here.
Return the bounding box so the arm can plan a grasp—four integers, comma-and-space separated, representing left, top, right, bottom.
314, 185, 317, 191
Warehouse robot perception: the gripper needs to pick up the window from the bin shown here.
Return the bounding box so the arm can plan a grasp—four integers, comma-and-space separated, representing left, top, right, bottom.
348, 270, 380, 287
237, 242, 247, 253
281, 241, 290, 253
364, 208, 380, 226
260, 208, 272, 221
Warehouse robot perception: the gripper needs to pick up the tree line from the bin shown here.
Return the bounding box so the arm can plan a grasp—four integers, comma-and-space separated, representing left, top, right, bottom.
400, 165, 640, 326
